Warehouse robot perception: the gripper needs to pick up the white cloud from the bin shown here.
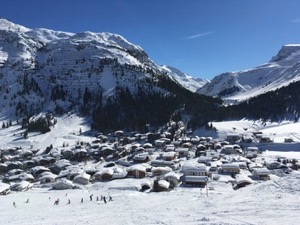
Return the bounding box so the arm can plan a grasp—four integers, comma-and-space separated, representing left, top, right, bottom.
185, 31, 213, 40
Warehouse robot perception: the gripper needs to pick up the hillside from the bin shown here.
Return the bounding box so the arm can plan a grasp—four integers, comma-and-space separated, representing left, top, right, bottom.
197, 44, 300, 103
0, 18, 217, 132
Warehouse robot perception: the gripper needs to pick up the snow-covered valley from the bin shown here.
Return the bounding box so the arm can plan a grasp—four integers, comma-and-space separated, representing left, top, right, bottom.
0, 114, 300, 225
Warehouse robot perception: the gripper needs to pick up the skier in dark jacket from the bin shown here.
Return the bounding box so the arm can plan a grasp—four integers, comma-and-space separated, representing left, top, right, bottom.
103, 196, 107, 204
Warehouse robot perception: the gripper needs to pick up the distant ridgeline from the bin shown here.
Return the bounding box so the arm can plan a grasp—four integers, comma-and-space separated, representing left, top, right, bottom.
0, 18, 300, 133
222, 80, 300, 122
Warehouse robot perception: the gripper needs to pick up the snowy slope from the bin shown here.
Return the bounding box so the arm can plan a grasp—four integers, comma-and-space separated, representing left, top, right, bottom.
0, 115, 300, 224
0, 18, 206, 118
1, 172, 300, 225
198, 44, 300, 103
161, 65, 209, 92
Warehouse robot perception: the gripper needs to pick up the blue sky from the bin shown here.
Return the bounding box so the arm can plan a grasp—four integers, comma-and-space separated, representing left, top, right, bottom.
1, 0, 300, 79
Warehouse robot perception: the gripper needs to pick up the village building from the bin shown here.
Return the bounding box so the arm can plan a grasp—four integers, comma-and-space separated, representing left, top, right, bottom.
196, 144, 206, 154
181, 163, 208, 176
266, 161, 282, 170
61, 148, 74, 159
93, 168, 114, 181
31, 166, 51, 178
226, 133, 241, 144
221, 163, 240, 174
73, 148, 88, 161
0, 182, 10, 195
39, 172, 57, 184
163, 171, 182, 187
33, 156, 55, 166
248, 162, 264, 172
151, 166, 172, 177
127, 165, 147, 178
220, 145, 239, 155
165, 144, 176, 152
22, 160, 35, 169
235, 174, 254, 189
66, 168, 86, 180
133, 152, 150, 163
154, 139, 167, 149
52, 179, 74, 190
176, 147, 190, 158
143, 143, 153, 149
111, 167, 127, 179
19, 149, 33, 160
10, 180, 31, 192
246, 146, 259, 158
150, 160, 178, 170
190, 137, 200, 145
162, 151, 177, 161
0, 163, 7, 173
73, 173, 91, 185
52, 159, 72, 174
197, 156, 213, 165
252, 168, 271, 180
6, 162, 22, 171
140, 180, 152, 192
182, 175, 209, 186
153, 179, 170, 192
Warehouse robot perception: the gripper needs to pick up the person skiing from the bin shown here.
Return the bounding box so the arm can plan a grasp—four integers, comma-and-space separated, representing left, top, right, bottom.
81, 198, 83, 203
54, 198, 59, 205
13, 202, 16, 207
25, 199, 29, 203
90, 194, 93, 201
109, 196, 113, 201
103, 196, 107, 204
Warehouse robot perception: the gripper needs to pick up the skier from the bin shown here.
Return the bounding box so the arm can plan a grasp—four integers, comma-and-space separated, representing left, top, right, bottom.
90, 194, 93, 201
13, 202, 16, 208
54, 198, 59, 205
25, 199, 29, 203
81, 198, 83, 203
109, 196, 113, 201
103, 196, 107, 204
67, 199, 70, 204
96, 196, 99, 201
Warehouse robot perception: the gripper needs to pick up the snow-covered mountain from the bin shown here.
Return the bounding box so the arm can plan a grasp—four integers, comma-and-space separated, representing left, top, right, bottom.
197, 44, 300, 103
161, 65, 208, 92
0, 18, 217, 131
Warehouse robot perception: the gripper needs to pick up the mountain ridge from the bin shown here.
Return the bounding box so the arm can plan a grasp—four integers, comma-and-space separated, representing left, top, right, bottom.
0, 18, 218, 132
197, 44, 300, 103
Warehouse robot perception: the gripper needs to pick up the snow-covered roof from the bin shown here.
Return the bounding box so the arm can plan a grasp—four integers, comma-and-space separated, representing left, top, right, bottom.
73, 173, 91, 180
181, 163, 207, 172
235, 174, 253, 185
0, 183, 10, 193
133, 152, 149, 160
151, 167, 172, 173
52, 179, 74, 188
158, 180, 170, 189
162, 151, 176, 158
164, 171, 181, 180
252, 168, 270, 175
127, 164, 146, 172
221, 163, 240, 169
